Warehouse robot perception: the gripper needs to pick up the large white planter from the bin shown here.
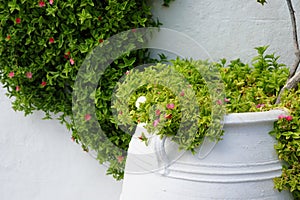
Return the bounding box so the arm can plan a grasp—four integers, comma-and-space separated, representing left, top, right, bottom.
120, 110, 293, 199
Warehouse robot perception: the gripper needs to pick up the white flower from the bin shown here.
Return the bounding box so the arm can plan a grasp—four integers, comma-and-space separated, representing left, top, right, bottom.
135, 96, 146, 108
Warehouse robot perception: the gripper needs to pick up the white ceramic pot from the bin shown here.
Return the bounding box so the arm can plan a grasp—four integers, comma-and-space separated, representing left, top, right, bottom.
120, 110, 293, 200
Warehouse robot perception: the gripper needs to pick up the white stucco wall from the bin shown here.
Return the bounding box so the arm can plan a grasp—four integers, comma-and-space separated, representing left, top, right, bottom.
0, 86, 122, 200
0, 1, 298, 200
150, 0, 299, 66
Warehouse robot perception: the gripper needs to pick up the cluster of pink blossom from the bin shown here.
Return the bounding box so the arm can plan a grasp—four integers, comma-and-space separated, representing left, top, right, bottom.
278, 114, 293, 121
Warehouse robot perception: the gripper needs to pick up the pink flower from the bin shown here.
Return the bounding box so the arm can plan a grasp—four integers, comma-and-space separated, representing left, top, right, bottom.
117, 155, 124, 163
49, 37, 54, 43
8, 71, 14, 78
256, 104, 265, 108
41, 81, 47, 87
71, 136, 75, 142
224, 98, 230, 103
166, 103, 175, 110
131, 28, 137, 33
125, 70, 130, 75
85, 114, 91, 121
153, 119, 160, 127
15, 18, 21, 24
278, 114, 286, 120
39, 1, 45, 7
16, 86, 20, 91
164, 114, 172, 119
26, 72, 32, 79
180, 90, 185, 97
155, 109, 161, 116
285, 115, 293, 121
216, 100, 223, 105
70, 58, 75, 65
49, 0, 53, 5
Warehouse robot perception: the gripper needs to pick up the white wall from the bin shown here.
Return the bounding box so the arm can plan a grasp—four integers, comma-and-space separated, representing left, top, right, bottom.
0, 86, 122, 200
0, 1, 297, 200
150, 0, 299, 66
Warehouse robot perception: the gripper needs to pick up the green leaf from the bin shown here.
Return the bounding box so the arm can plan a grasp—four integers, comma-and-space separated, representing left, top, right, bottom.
8, 0, 20, 13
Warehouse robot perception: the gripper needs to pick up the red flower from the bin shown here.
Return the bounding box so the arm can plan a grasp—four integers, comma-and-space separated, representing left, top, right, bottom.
85, 114, 91, 121
70, 58, 75, 65
99, 39, 104, 43
138, 135, 144, 141
166, 103, 175, 110
49, 0, 54, 5
49, 37, 54, 43
180, 90, 185, 97
16, 18, 21, 24
41, 81, 47, 87
164, 114, 172, 119
39, 1, 45, 7
285, 115, 293, 121
155, 109, 161, 116
64, 52, 70, 59
117, 156, 124, 163
8, 71, 14, 78
26, 72, 32, 79
6, 35, 11, 41
16, 86, 20, 91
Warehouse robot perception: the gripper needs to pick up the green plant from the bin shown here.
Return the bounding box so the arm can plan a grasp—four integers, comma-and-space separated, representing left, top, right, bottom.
162, 0, 175, 7
113, 60, 224, 153
114, 47, 300, 197
1, 2, 299, 198
113, 46, 288, 152
0, 0, 159, 180
270, 89, 300, 198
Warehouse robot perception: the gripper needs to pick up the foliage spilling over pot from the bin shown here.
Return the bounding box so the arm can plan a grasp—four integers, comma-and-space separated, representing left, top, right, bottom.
114, 46, 287, 151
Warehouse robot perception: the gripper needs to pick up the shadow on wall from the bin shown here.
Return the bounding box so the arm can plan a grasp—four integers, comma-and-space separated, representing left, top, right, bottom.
150, 0, 295, 66
0, 85, 122, 200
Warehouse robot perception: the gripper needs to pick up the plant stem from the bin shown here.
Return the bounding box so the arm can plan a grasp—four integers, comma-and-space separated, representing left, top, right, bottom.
276, 71, 300, 104
286, 0, 300, 78
276, 0, 300, 103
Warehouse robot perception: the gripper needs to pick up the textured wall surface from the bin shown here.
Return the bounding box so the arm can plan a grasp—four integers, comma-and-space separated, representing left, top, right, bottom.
0, 86, 122, 200
150, 0, 299, 66
0, 1, 297, 200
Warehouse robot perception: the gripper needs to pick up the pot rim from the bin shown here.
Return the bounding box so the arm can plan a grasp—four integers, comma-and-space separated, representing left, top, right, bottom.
224, 108, 288, 125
